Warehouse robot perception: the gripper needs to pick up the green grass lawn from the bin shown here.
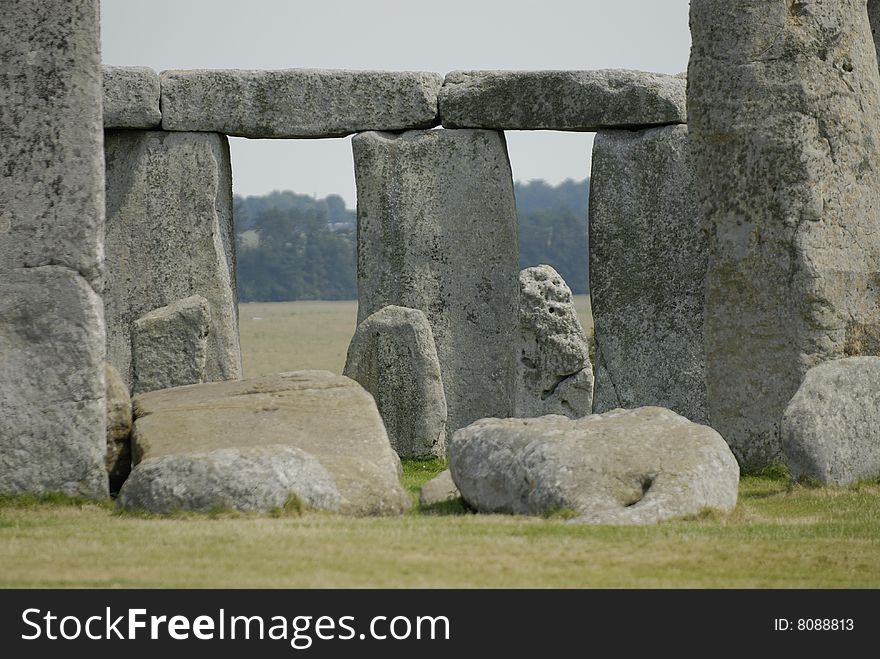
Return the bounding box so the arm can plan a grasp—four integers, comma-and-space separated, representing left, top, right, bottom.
1, 467, 878, 587
1, 299, 876, 588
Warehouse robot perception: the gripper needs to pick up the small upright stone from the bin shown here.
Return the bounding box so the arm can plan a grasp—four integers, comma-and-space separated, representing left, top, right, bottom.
105, 363, 132, 494
354, 129, 520, 436
782, 358, 880, 486
589, 125, 706, 423
515, 266, 593, 418
132, 295, 210, 395
344, 306, 447, 459
102, 65, 161, 128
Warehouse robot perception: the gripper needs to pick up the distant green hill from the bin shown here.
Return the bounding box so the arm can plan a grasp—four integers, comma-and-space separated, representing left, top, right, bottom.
234, 179, 589, 302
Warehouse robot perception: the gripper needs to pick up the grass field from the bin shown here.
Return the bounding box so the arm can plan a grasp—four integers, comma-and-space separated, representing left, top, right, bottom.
238, 296, 594, 377
1, 298, 878, 588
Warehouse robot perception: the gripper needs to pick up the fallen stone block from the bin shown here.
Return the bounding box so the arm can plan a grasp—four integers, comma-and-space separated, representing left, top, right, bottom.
419, 470, 460, 508
131, 371, 410, 516
449, 407, 738, 524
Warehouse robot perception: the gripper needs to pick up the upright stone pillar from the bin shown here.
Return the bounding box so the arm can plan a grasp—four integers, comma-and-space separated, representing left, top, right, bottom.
589, 125, 706, 424
104, 131, 241, 390
689, 1, 880, 468
0, 0, 107, 497
354, 129, 519, 435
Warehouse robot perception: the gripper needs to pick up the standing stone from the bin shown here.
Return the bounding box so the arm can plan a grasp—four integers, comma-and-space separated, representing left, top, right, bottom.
515, 265, 593, 418
0, 1, 107, 497
344, 305, 447, 459
0, 268, 107, 497
782, 357, 880, 487
689, 1, 880, 468
132, 296, 211, 395
102, 65, 161, 129
105, 363, 132, 494
354, 129, 519, 435
589, 125, 706, 423
104, 130, 241, 390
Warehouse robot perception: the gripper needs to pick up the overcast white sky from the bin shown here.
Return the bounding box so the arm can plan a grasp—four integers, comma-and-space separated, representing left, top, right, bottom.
102, 0, 691, 206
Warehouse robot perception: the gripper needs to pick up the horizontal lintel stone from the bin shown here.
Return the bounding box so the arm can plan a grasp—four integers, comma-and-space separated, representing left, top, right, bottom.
103, 65, 161, 128
439, 69, 687, 131
159, 68, 443, 138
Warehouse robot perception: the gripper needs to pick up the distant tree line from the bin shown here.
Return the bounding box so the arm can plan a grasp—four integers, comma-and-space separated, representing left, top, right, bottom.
234, 179, 589, 302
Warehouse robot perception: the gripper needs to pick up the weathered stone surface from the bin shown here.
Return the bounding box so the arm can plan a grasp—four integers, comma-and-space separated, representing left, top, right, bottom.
0, 268, 107, 497
118, 446, 341, 514
589, 125, 706, 423
132, 295, 210, 394
104, 130, 240, 390
105, 363, 132, 494
782, 357, 880, 487
0, 0, 104, 287
439, 70, 686, 131
869, 1, 880, 69
354, 129, 519, 436
419, 470, 460, 507
344, 305, 447, 459
131, 371, 410, 515
515, 265, 593, 418
449, 407, 738, 524
688, 1, 880, 468
160, 69, 442, 138
102, 65, 161, 128
0, 1, 107, 498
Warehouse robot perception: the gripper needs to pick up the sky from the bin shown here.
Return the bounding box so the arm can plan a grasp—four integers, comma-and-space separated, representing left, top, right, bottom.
101, 0, 691, 206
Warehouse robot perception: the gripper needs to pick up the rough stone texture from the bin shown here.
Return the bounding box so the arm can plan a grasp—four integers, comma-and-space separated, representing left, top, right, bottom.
102, 65, 161, 128
354, 129, 519, 436
131, 371, 410, 516
869, 1, 880, 69
782, 357, 880, 487
118, 446, 341, 514
0, 0, 105, 288
688, 1, 880, 469
515, 266, 593, 418
104, 130, 240, 390
419, 470, 460, 507
449, 407, 739, 525
344, 305, 447, 459
160, 69, 442, 138
589, 125, 706, 423
0, 1, 107, 498
439, 70, 686, 131
131, 295, 211, 395
105, 363, 132, 494
0, 268, 107, 497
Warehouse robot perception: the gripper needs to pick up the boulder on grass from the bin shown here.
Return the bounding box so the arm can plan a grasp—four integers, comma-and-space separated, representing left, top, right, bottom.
449, 407, 738, 524
782, 357, 880, 486
419, 470, 460, 507
128, 371, 410, 516
118, 446, 341, 513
